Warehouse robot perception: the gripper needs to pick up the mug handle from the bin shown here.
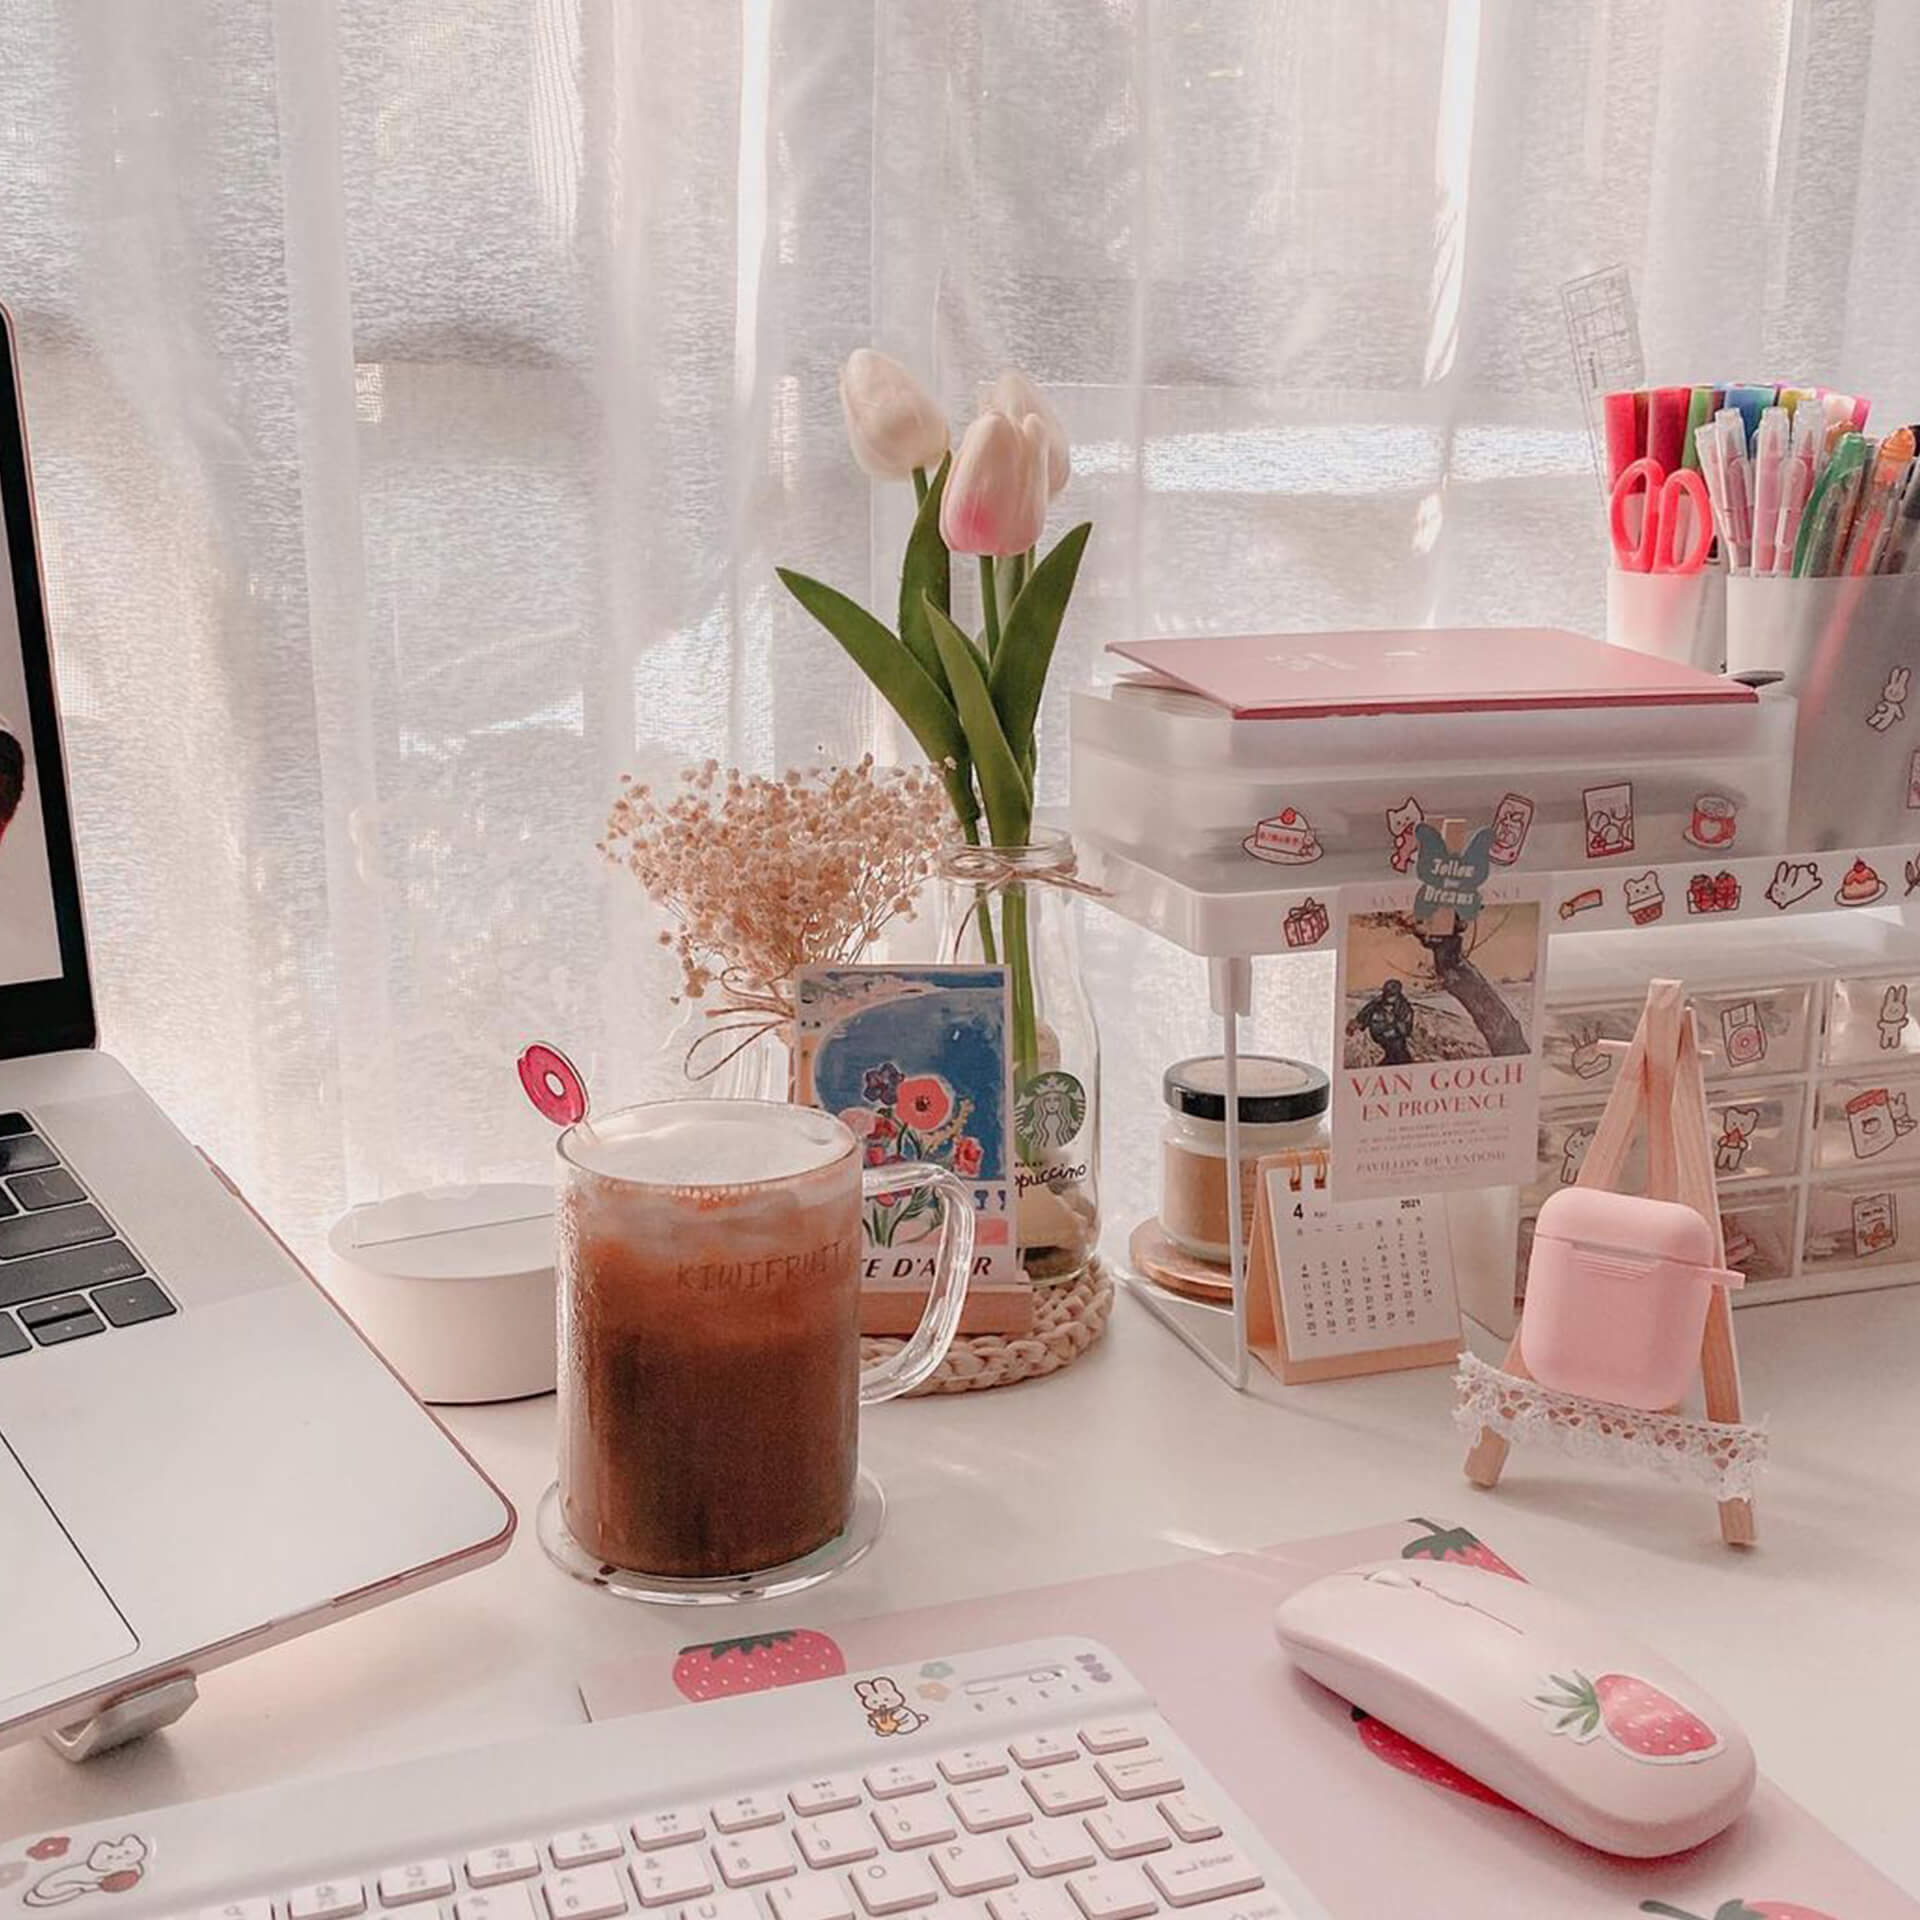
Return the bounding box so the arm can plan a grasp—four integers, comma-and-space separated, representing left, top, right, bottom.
858, 1162, 977, 1404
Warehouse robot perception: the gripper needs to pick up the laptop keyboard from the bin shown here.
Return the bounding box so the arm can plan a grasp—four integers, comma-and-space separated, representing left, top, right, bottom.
0, 1109, 174, 1356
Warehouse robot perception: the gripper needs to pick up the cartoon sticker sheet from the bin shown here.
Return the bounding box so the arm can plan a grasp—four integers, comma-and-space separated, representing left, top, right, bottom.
578, 1518, 1916, 1920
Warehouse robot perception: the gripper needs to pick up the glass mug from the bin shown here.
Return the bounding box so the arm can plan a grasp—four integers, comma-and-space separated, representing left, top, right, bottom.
539, 1099, 974, 1601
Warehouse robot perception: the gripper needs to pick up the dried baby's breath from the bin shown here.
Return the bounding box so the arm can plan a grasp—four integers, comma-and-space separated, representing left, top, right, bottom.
601, 757, 948, 1003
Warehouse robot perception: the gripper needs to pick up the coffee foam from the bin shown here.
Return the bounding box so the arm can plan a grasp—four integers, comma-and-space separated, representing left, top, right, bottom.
564, 1100, 848, 1188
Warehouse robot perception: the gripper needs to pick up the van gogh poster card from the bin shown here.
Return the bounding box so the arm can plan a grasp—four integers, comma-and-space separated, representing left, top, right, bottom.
794, 963, 1030, 1335
1333, 823, 1549, 1202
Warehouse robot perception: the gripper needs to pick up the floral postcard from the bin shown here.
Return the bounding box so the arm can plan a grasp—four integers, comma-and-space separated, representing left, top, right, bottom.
793, 963, 1028, 1334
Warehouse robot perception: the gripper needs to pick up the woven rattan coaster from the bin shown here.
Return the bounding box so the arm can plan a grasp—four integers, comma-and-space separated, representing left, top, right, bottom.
862, 1261, 1113, 1394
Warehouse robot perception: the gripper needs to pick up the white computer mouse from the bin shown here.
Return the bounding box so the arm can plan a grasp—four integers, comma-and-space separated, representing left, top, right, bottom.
1274, 1559, 1756, 1857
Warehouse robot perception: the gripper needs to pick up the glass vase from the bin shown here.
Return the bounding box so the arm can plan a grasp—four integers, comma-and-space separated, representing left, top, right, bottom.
668, 1003, 793, 1102
938, 829, 1100, 1286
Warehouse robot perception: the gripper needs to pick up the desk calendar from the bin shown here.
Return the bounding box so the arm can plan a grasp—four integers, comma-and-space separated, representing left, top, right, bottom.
1245, 1151, 1463, 1383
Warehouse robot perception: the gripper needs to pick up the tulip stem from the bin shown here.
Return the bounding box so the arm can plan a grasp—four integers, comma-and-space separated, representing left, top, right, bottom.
912, 466, 929, 506
1006, 551, 1028, 608
979, 556, 1002, 659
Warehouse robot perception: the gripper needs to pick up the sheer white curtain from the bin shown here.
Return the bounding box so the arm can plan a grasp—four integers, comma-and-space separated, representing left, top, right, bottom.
2, 0, 1915, 1253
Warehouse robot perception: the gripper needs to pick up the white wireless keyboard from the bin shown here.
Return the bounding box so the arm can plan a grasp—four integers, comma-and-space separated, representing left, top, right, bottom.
0, 1639, 1325, 1920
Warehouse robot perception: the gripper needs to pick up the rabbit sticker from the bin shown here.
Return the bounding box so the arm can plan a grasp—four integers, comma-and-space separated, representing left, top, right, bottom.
1560, 1124, 1596, 1187
1868, 664, 1911, 732
1880, 984, 1910, 1051
855, 1677, 927, 1738
23, 1837, 149, 1906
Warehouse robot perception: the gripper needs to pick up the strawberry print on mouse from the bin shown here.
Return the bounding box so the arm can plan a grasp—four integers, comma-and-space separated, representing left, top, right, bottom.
1535, 1670, 1722, 1762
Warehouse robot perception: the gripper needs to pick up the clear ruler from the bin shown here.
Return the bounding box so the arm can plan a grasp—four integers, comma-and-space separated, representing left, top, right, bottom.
1561, 265, 1644, 499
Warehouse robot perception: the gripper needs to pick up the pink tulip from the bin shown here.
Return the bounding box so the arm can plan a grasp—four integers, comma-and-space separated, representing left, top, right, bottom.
839, 349, 948, 481
988, 369, 1070, 496
940, 411, 1049, 557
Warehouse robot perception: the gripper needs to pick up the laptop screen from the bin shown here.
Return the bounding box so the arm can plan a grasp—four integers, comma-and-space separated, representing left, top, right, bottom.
0, 538, 62, 989
0, 310, 93, 1053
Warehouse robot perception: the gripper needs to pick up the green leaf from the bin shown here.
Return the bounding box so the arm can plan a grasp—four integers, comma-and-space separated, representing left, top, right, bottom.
776, 567, 977, 827
926, 599, 1032, 848
988, 521, 1091, 769
898, 453, 952, 692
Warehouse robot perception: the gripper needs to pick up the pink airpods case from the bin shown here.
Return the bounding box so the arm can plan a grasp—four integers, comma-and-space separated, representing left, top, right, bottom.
1519, 1188, 1743, 1410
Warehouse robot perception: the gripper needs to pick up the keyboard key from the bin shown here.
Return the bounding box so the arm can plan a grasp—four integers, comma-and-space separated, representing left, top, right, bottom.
631, 1811, 706, 1851
1153, 1802, 1219, 1847
0, 1112, 29, 1136
1083, 1809, 1170, 1862
872, 1799, 958, 1851
0, 1312, 27, 1359
203, 1902, 276, 1920
0, 1187, 14, 1217
91, 1275, 176, 1327
23, 1299, 102, 1345
630, 1852, 715, 1909
554, 1830, 628, 1869
1008, 1829, 1097, 1880
766, 1880, 857, 1920
8, 1167, 85, 1211
938, 1749, 1009, 1785
0, 1201, 112, 1261
1008, 1735, 1078, 1770
865, 1760, 937, 1799
1065, 1869, 1155, 1920
1141, 1850, 1261, 1910
710, 1792, 785, 1834
0, 1237, 143, 1310
379, 1861, 456, 1906
458, 1893, 539, 1920
1093, 1756, 1182, 1804
467, 1845, 543, 1887
795, 1813, 879, 1870
546, 1867, 630, 1920
712, 1831, 796, 1888
290, 1882, 368, 1920
930, 1839, 1019, 1897
0, 1129, 55, 1172
987, 1888, 1076, 1920
678, 1899, 762, 1920
1022, 1766, 1106, 1817
1077, 1726, 1148, 1758
948, 1779, 1033, 1834
789, 1774, 864, 1816
849, 1856, 939, 1915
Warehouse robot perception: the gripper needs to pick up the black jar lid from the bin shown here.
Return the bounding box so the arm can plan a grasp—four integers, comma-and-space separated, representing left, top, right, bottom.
1162, 1055, 1329, 1126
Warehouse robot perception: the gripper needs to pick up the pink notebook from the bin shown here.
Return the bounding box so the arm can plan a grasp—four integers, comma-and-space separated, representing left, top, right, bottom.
581, 1517, 1913, 1919
1109, 628, 1755, 718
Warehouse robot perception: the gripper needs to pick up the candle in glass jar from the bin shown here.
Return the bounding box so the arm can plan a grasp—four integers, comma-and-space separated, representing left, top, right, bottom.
1159, 1055, 1329, 1264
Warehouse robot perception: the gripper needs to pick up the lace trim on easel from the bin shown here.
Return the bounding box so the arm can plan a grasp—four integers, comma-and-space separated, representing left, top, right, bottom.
1453, 1353, 1770, 1501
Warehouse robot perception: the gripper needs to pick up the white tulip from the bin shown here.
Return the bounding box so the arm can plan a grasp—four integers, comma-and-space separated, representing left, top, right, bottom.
839, 349, 949, 481
940, 411, 1050, 557
988, 368, 1070, 496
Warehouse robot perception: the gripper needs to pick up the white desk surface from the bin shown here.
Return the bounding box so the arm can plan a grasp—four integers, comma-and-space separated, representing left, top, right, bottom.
5, 1287, 1918, 1895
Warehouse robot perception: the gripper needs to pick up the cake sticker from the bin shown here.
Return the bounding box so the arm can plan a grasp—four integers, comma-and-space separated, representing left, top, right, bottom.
1385, 797, 1425, 873
1582, 781, 1635, 859
1764, 859, 1820, 911
1488, 792, 1534, 867
1682, 793, 1737, 852
1566, 1024, 1610, 1081
1867, 664, 1910, 732
1244, 806, 1323, 866
1835, 857, 1887, 906
1622, 872, 1664, 924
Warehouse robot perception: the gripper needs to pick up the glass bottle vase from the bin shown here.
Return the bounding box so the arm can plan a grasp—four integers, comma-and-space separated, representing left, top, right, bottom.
938, 829, 1100, 1286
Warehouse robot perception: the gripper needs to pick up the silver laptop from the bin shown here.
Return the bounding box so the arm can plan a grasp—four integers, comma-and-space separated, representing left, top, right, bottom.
0, 308, 514, 1754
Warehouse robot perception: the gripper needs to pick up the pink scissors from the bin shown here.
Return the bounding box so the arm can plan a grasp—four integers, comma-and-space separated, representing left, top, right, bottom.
1608, 458, 1712, 574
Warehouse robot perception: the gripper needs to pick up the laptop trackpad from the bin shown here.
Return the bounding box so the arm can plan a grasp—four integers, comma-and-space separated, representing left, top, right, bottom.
0, 1437, 136, 1702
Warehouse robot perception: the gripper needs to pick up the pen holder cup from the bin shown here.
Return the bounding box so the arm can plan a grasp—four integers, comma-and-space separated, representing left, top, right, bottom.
1605, 565, 1727, 672
1726, 571, 1920, 850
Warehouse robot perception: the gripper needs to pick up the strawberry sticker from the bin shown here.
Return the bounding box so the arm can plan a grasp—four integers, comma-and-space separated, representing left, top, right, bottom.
671, 1630, 846, 1702
1535, 1671, 1721, 1762
1641, 1901, 1840, 1920
1401, 1517, 1522, 1580
1350, 1708, 1516, 1809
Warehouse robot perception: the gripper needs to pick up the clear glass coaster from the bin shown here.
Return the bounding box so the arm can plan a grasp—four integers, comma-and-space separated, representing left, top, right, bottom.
535, 1471, 886, 1606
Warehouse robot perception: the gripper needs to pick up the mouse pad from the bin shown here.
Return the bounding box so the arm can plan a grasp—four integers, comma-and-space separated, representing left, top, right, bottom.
581, 1517, 1915, 1919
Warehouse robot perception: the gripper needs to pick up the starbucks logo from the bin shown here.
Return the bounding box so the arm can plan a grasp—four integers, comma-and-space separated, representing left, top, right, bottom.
1016, 1070, 1087, 1158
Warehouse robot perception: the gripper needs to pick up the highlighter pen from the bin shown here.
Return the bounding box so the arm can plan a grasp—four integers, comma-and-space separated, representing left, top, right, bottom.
1773, 404, 1819, 575
1846, 431, 1917, 575
1714, 409, 1754, 572
1647, 386, 1690, 473
1878, 461, 1920, 574
1794, 432, 1869, 577
1750, 407, 1789, 577
1603, 390, 1641, 487
1694, 419, 1734, 566
1724, 384, 1776, 445
1680, 386, 1716, 471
